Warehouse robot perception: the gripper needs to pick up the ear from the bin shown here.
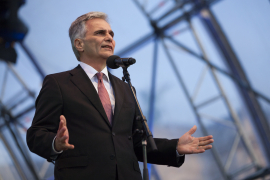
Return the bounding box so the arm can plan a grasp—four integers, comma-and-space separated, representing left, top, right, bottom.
74, 39, 84, 52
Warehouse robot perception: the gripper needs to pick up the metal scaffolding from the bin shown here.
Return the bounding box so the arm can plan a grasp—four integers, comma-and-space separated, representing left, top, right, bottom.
0, 43, 51, 179
0, 0, 269, 179
117, 0, 270, 179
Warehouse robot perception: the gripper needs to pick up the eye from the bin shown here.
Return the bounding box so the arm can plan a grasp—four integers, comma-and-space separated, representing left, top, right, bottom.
95, 30, 105, 35
110, 32, 114, 38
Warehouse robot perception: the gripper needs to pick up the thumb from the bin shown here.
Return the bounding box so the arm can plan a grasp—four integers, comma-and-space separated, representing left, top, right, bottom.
60, 115, 67, 127
188, 125, 197, 135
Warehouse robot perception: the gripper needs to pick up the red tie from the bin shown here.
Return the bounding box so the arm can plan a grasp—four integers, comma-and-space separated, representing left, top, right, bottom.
96, 72, 113, 124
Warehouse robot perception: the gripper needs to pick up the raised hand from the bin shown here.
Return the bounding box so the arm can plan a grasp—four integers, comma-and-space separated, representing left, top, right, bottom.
54, 115, 75, 152
177, 125, 213, 155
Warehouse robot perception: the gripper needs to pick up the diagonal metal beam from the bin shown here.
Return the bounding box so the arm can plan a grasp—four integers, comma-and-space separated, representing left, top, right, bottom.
0, 131, 28, 180
1, 104, 39, 180
166, 36, 270, 104
147, 37, 160, 179
116, 32, 155, 57
199, 8, 270, 162
188, 16, 260, 170
19, 42, 46, 79
161, 37, 229, 179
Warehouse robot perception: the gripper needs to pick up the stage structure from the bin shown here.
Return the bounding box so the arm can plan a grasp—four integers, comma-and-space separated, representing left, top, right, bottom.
116, 0, 270, 179
0, 0, 51, 179
0, 40, 49, 179
0, 0, 269, 180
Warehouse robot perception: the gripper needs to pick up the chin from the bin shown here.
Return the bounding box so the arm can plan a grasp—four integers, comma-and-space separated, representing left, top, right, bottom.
101, 52, 114, 59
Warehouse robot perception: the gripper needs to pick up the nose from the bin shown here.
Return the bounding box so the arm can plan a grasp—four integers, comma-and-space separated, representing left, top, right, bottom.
105, 33, 113, 43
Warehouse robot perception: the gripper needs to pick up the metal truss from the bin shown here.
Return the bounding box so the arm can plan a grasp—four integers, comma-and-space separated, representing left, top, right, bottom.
0, 43, 48, 180
116, 0, 270, 179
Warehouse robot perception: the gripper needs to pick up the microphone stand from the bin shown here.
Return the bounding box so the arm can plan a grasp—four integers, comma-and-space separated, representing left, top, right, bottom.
121, 66, 157, 180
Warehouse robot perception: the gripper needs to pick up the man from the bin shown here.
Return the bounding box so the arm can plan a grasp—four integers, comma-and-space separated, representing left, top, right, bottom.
27, 12, 213, 180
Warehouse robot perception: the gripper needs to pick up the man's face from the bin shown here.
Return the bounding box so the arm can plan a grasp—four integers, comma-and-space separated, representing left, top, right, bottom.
81, 18, 115, 61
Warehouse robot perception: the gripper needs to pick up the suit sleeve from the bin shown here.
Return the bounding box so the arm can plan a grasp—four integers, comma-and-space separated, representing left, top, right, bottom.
131, 89, 185, 167
26, 75, 63, 161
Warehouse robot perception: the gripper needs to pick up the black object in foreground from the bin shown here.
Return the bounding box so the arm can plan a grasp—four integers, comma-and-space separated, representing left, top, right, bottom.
106, 55, 136, 69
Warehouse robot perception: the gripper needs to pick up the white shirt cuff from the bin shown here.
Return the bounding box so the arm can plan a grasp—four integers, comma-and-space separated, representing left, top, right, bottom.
176, 150, 184, 157
52, 136, 63, 154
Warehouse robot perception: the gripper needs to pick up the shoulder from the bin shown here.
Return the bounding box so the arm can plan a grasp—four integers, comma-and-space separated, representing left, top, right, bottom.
109, 72, 122, 83
46, 65, 81, 78
108, 72, 136, 93
109, 72, 129, 87
43, 65, 82, 83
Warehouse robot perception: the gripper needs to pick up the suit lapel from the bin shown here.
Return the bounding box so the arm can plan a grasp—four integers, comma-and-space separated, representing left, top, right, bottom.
109, 72, 124, 127
69, 65, 111, 127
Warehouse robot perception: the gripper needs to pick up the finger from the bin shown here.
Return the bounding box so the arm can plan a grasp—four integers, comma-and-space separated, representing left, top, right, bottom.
198, 135, 213, 141
188, 125, 197, 135
194, 149, 205, 154
58, 134, 68, 143
66, 144, 75, 149
61, 143, 75, 150
199, 139, 214, 146
58, 119, 64, 132
57, 127, 67, 138
60, 115, 67, 127
199, 145, 212, 151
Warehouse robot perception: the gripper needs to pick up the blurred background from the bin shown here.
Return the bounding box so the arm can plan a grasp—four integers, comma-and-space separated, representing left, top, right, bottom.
0, 0, 270, 179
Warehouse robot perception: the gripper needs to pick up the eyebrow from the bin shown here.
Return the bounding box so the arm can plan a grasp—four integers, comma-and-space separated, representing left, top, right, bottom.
94, 29, 114, 37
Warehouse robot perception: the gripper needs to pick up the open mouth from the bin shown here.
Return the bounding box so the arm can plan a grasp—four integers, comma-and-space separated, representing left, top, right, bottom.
101, 45, 112, 50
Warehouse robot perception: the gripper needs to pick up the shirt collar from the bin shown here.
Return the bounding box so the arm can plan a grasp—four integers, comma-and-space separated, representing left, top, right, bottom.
79, 62, 110, 83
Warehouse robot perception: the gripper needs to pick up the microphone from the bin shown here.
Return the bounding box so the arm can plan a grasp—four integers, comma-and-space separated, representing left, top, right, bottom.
107, 55, 136, 69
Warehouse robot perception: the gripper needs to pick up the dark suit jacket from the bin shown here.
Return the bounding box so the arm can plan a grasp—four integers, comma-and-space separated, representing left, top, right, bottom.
27, 65, 184, 180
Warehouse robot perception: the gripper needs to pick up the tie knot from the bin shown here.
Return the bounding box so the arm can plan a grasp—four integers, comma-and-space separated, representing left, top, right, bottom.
96, 72, 103, 81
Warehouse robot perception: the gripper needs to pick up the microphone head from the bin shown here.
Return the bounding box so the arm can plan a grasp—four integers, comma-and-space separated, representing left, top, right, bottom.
107, 55, 120, 69
128, 58, 136, 65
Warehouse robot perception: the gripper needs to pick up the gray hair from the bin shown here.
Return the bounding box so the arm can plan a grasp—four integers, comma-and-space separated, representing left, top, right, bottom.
69, 12, 108, 61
